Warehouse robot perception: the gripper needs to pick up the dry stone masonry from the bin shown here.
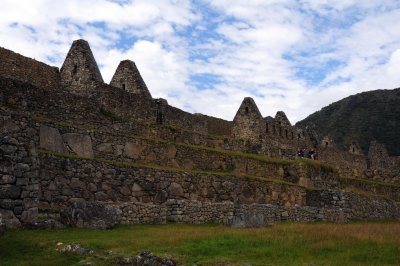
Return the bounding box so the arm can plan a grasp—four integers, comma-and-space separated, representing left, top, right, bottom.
0, 39, 399, 229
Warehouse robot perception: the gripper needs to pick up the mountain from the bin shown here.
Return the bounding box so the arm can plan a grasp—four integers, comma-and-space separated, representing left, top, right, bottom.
296, 88, 400, 156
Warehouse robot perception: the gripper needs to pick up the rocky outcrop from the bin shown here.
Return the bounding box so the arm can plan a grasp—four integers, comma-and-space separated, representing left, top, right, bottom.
113, 251, 177, 266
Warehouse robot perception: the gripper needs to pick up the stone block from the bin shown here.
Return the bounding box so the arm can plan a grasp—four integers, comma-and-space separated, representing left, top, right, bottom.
0, 175, 15, 184
15, 163, 30, 172
61, 201, 121, 229
124, 142, 144, 159
166, 144, 177, 159
0, 185, 21, 199
0, 144, 17, 155
228, 213, 268, 228
0, 120, 20, 134
21, 207, 39, 224
70, 178, 86, 189
120, 187, 131, 196
168, 183, 184, 198
62, 187, 73, 196
96, 143, 113, 153
0, 208, 21, 228
0, 199, 15, 209
62, 133, 94, 158
87, 183, 97, 192
95, 192, 108, 201
14, 206, 23, 215
114, 145, 124, 156
39, 125, 65, 153
16, 178, 27, 186
23, 198, 38, 209
132, 183, 142, 192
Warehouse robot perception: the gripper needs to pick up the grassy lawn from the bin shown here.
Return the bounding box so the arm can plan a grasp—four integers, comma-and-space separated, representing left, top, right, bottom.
1, 222, 399, 266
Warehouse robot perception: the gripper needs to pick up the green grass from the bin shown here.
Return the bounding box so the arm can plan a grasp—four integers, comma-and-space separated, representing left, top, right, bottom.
340, 176, 400, 189
1, 222, 399, 265
31, 114, 74, 128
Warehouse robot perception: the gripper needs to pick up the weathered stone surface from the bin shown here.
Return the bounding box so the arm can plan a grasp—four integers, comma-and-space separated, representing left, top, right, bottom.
21, 207, 38, 224
0, 185, 21, 199
110, 60, 152, 98
60, 39, 103, 88
39, 125, 65, 153
70, 178, 86, 189
30, 219, 66, 229
63, 133, 94, 158
0, 144, 18, 155
228, 213, 268, 228
113, 250, 177, 266
0, 223, 5, 236
97, 143, 113, 153
0, 120, 20, 134
57, 243, 93, 256
124, 142, 144, 159
166, 144, 177, 159
0, 175, 15, 184
167, 183, 184, 198
115, 145, 124, 156
0, 208, 21, 228
61, 201, 122, 229
132, 183, 142, 192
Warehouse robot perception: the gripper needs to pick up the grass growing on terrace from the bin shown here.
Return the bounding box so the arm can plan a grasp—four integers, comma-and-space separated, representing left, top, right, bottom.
37, 149, 303, 188
1, 222, 399, 266
31, 113, 334, 172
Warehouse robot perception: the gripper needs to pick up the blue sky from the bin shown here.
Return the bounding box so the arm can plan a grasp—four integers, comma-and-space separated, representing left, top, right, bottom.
1, 0, 400, 123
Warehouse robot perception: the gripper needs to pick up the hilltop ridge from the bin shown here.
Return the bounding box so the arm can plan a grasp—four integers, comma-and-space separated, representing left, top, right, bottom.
296, 88, 400, 156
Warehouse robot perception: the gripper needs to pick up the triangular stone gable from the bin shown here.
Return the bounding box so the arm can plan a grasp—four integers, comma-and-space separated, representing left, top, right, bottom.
110, 60, 152, 99
233, 97, 263, 122
60, 39, 103, 87
232, 97, 264, 141
274, 111, 291, 127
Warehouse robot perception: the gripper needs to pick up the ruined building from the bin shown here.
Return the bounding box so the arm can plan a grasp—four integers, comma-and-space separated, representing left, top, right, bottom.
0, 39, 399, 229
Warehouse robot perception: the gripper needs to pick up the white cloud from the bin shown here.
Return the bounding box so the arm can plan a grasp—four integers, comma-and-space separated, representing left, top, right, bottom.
1, 0, 400, 123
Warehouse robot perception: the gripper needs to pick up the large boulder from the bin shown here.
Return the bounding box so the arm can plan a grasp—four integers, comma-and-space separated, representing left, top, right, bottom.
39, 125, 65, 153
227, 212, 269, 228
61, 201, 121, 229
113, 251, 177, 266
0, 208, 21, 228
62, 133, 94, 158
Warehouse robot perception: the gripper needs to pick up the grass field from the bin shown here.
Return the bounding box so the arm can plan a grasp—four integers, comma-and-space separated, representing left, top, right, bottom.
1, 222, 399, 266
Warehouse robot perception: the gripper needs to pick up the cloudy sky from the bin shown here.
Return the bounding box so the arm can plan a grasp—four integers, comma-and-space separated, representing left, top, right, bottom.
1, 0, 400, 123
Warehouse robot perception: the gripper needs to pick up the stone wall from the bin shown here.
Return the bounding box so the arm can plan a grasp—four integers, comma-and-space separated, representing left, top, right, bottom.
163, 104, 233, 136
34, 120, 339, 189
0, 109, 39, 228
35, 154, 398, 226
118, 194, 398, 226
318, 147, 367, 177
363, 168, 400, 183
1, 40, 399, 229
339, 177, 400, 201
0, 47, 60, 90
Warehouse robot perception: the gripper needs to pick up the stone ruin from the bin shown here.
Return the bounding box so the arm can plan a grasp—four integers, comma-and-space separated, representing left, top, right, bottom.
0, 39, 399, 229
